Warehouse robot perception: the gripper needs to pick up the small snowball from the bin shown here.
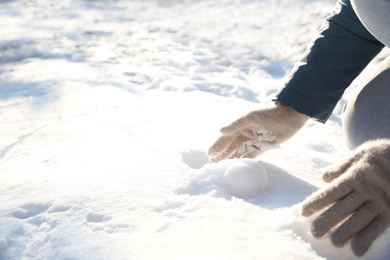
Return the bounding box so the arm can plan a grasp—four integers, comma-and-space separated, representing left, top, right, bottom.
224, 159, 268, 198
181, 149, 210, 169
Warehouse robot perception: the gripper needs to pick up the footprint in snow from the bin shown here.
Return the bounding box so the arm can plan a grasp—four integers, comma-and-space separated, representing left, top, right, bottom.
85, 211, 131, 233
11, 203, 50, 220
86, 212, 112, 223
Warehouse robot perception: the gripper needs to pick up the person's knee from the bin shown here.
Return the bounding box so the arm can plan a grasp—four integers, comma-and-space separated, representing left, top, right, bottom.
351, 0, 390, 47
343, 67, 390, 149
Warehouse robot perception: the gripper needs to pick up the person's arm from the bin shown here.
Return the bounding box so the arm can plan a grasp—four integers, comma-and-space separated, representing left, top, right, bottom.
207, 0, 384, 162
275, 0, 384, 123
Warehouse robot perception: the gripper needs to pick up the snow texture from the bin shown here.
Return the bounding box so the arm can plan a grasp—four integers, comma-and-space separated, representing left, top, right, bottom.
1, 0, 390, 259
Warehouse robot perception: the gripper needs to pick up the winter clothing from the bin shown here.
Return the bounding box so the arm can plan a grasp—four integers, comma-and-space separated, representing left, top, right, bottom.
341, 0, 390, 148
351, 0, 390, 47
301, 139, 390, 257
275, 0, 390, 256
343, 56, 390, 149
275, 0, 384, 123
207, 103, 308, 162
209, 1, 390, 255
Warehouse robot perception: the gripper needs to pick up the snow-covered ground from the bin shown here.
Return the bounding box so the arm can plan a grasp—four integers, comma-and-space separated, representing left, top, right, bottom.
1, 0, 390, 259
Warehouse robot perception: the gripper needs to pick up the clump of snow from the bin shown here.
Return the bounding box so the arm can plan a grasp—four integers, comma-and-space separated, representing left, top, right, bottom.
224, 159, 268, 198
181, 149, 210, 169
179, 158, 267, 199
178, 159, 233, 198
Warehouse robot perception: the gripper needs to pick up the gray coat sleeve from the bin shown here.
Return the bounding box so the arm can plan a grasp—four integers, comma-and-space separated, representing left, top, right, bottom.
274, 0, 384, 123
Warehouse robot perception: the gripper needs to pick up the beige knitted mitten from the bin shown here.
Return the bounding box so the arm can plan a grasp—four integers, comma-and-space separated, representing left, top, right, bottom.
207, 103, 308, 162
301, 139, 390, 256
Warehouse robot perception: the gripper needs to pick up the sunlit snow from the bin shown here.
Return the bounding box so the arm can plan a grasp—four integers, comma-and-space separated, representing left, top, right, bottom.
1, 0, 390, 259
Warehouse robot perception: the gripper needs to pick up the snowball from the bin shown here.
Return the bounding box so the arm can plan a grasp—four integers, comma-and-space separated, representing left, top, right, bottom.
181, 149, 210, 169
224, 159, 268, 199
